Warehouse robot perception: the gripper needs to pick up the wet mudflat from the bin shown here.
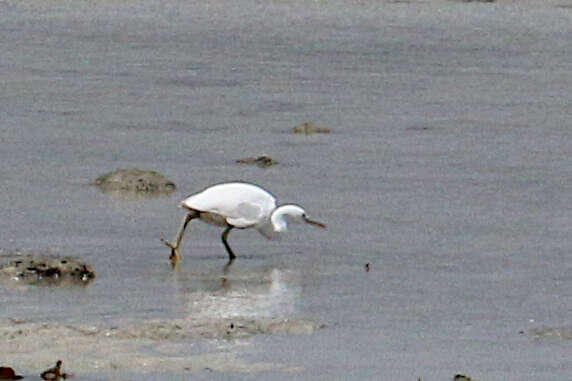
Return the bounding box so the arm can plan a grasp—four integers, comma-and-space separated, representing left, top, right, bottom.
1, 0, 572, 379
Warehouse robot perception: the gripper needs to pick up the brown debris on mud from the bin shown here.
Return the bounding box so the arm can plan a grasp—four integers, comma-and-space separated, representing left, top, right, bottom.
235, 155, 278, 168
0, 366, 23, 380
291, 122, 331, 135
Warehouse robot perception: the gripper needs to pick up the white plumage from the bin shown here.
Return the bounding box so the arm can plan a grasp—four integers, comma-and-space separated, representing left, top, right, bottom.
162, 182, 326, 266
182, 182, 276, 229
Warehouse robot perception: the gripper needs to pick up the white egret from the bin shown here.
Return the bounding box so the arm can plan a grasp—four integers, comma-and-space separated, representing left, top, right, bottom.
161, 182, 326, 265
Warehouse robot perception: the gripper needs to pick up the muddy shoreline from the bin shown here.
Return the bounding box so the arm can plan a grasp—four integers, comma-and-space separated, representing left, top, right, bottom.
0, 317, 319, 377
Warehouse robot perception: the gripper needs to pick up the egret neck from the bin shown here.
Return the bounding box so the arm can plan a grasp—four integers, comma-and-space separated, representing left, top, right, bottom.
270, 204, 306, 233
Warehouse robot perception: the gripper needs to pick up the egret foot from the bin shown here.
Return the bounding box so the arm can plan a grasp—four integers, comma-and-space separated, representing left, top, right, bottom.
161, 238, 181, 266
168, 248, 181, 266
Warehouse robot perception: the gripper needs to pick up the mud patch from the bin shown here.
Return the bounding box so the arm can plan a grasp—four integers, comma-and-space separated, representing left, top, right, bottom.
0, 249, 95, 286
92, 168, 176, 197
0, 317, 319, 375
110, 317, 319, 340
529, 326, 572, 340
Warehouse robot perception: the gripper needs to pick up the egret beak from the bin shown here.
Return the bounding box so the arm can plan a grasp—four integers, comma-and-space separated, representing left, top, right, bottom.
303, 216, 326, 229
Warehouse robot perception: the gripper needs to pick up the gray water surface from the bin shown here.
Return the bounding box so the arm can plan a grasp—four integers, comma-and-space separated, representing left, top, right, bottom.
2, 0, 572, 379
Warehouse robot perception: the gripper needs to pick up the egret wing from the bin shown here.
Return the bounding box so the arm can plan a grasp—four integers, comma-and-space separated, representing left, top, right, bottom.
182, 182, 276, 227
226, 201, 265, 228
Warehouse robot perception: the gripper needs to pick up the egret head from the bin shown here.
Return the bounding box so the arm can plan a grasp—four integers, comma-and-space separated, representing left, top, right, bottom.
271, 204, 326, 232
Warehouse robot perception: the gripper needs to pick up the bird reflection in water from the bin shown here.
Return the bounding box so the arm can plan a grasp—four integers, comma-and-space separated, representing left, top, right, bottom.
181, 267, 301, 322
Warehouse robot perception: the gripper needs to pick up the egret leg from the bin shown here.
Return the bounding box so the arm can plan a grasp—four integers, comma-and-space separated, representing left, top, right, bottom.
161, 212, 196, 264
221, 225, 236, 263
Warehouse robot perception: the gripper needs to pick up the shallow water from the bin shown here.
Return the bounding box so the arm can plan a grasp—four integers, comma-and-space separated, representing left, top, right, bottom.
2, 0, 572, 379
